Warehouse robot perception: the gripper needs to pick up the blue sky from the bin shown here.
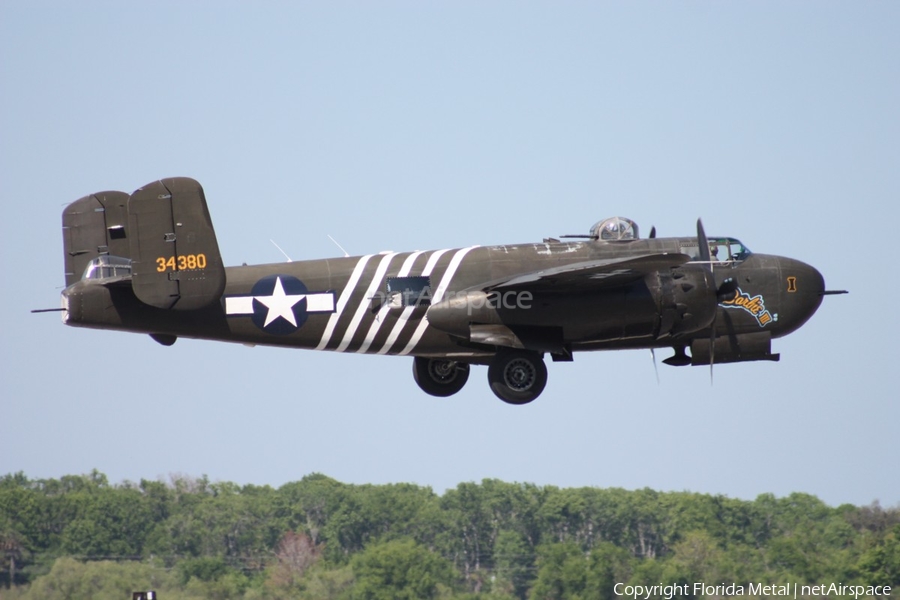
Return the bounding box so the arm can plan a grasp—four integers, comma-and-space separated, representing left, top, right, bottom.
1, 2, 897, 507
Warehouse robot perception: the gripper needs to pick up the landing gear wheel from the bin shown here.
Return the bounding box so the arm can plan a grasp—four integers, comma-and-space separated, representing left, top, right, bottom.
413, 357, 470, 397
488, 350, 547, 405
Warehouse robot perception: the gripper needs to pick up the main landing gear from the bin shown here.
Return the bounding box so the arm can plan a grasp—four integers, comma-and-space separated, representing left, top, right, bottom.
487, 350, 547, 405
412, 351, 548, 405
412, 357, 470, 397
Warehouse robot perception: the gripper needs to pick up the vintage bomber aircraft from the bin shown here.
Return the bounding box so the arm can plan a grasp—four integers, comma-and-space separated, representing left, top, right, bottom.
51, 177, 844, 404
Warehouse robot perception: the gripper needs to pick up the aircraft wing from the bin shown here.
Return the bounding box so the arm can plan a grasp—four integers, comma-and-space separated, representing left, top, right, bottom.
478, 253, 692, 293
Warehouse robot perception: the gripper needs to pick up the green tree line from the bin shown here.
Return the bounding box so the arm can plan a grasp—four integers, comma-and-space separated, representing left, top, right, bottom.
0, 471, 897, 599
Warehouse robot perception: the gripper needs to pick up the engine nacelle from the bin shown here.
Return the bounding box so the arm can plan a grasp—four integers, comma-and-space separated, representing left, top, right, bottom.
426, 291, 502, 338
656, 267, 717, 337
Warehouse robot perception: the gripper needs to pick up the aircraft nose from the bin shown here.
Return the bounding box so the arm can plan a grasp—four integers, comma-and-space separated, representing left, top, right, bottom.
776, 257, 825, 336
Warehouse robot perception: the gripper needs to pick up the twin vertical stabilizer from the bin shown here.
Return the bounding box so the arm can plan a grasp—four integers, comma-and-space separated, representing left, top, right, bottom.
62, 177, 226, 310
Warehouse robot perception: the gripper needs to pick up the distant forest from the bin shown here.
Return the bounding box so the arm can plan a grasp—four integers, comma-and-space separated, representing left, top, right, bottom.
0, 471, 897, 599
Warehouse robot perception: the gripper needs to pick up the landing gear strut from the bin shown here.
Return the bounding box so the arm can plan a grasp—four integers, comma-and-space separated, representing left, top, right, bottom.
488, 350, 547, 405
413, 357, 470, 397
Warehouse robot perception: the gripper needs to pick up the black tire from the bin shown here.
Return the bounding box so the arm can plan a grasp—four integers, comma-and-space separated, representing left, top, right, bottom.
487, 350, 547, 405
412, 357, 470, 397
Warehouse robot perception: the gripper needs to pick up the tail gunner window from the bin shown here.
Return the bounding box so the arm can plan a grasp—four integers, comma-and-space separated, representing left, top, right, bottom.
82, 255, 133, 281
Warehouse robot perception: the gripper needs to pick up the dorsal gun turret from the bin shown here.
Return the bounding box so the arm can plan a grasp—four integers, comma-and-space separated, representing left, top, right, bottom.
590, 217, 639, 241
560, 216, 640, 242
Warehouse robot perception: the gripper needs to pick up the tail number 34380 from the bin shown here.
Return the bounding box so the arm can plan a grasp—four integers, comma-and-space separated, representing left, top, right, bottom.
156, 254, 208, 272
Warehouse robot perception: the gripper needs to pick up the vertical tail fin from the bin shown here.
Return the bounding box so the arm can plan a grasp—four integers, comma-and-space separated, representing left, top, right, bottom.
128, 177, 225, 310
62, 191, 130, 287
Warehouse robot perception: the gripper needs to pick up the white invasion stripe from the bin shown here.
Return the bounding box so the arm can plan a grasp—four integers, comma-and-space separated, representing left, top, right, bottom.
334, 252, 399, 352
315, 255, 374, 350
398, 245, 478, 356
375, 249, 451, 355
357, 250, 424, 354
226, 296, 254, 314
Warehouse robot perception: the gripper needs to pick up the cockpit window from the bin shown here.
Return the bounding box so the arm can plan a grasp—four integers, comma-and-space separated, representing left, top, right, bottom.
680, 238, 751, 264
727, 239, 751, 261
82, 255, 133, 281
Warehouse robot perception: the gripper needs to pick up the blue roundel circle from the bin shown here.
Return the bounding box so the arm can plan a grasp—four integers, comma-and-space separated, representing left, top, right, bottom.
249, 274, 309, 335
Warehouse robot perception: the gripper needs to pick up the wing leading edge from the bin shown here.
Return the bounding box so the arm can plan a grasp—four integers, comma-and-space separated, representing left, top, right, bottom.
477, 253, 692, 293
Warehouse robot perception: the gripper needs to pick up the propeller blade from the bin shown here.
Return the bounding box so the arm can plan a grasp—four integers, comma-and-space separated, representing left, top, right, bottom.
709, 280, 733, 386
709, 314, 716, 386
697, 218, 717, 384
650, 348, 660, 384
697, 218, 711, 265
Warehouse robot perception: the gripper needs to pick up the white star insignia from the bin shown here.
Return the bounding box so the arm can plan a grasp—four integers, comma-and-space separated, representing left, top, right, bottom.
224, 277, 336, 332
255, 277, 306, 327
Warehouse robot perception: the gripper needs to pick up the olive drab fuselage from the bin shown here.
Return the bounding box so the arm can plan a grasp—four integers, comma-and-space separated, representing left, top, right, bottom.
63, 240, 824, 356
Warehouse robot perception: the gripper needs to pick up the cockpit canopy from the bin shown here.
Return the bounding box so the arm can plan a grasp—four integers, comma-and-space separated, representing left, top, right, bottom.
82, 255, 132, 281
577, 217, 752, 263
590, 217, 639, 241
680, 238, 752, 263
